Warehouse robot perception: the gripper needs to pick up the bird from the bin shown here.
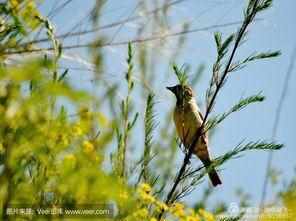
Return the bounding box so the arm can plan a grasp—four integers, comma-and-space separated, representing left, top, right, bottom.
166, 84, 222, 187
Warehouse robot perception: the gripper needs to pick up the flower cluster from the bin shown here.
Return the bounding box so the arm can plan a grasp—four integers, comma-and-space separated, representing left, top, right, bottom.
128, 183, 215, 221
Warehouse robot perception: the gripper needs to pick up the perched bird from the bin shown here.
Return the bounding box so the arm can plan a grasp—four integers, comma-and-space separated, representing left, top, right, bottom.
167, 84, 222, 187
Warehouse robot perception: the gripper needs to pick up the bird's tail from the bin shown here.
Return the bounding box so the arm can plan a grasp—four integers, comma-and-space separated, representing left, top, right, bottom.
202, 159, 222, 187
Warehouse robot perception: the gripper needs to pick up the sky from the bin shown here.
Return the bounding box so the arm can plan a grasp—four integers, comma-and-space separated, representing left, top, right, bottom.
38, 0, 296, 212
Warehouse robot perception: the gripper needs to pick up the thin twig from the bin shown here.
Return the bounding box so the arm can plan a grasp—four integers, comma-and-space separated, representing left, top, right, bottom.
259, 45, 296, 208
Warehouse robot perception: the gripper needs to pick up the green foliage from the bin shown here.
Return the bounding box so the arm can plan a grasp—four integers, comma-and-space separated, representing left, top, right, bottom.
173, 63, 188, 86
114, 42, 138, 178
0, 2, 135, 220
243, 51, 281, 63
246, 0, 273, 16
214, 32, 235, 61
177, 140, 283, 206
36, 16, 61, 59
0, 0, 286, 221
126, 42, 134, 90
207, 0, 280, 108
141, 93, 156, 183
0, 58, 129, 217
162, 2, 282, 217
0, 0, 42, 57
206, 93, 265, 131
213, 140, 283, 168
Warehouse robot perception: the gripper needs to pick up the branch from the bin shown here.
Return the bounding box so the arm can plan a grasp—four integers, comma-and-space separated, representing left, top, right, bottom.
173, 140, 283, 200
206, 93, 265, 132
158, 0, 271, 219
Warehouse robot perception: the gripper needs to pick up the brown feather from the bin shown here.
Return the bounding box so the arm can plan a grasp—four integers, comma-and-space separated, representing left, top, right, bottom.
171, 85, 222, 187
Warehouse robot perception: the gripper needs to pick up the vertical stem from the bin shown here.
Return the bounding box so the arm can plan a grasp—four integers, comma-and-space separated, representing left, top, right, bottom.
121, 93, 130, 178
119, 43, 134, 178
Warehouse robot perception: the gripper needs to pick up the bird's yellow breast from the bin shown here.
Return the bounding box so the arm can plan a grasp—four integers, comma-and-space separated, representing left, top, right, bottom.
173, 101, 203, 148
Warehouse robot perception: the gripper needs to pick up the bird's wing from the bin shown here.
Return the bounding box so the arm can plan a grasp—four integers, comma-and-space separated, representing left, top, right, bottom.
198, 111, 208, 145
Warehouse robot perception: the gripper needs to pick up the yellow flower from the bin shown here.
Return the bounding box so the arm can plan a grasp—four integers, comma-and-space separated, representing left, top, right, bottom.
139, 183, 152, 193
119, 190, 128, 200
133, 208, 148, 218
185, 215, 200, 221
83, 140, 94, 154
174, 209, 185, 218
57, 134, 69, 147
9, 0, 19, 9
156, 201, 169, 212
48, 131, 56, 140
95, 155, 101, 163
198, 209, 215, 221
150, 218, 157, 221
170, 203, 186, 218
137, 183, 156, 203
79, 107, 92, 119
140, 192, 155, 203
139, 208, 148, 217
65, 154, 76, 161
64, 154, 76, 168
73, 124, 83, 136
62, 136, 69, 146
172, 203, 184, 210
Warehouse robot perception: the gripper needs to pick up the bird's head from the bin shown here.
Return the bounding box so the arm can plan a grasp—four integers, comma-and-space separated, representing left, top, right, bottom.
166, 84, 195, 103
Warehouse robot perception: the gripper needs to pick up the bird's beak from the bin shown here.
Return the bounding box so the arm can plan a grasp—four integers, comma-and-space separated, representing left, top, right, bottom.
166, 86, 175, 93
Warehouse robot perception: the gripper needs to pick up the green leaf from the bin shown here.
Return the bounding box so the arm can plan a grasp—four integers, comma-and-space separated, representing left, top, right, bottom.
141, 93, 157, 183
125, 42, 134, 90
173, 63, 188, 85
214, 32, 222, 52
216, 140, 283, 166
244, 50, 281, 62
207, 93, 265, 131
256, 0, 273, 12
219, 34, 235, 58
128, 112, 139, 131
